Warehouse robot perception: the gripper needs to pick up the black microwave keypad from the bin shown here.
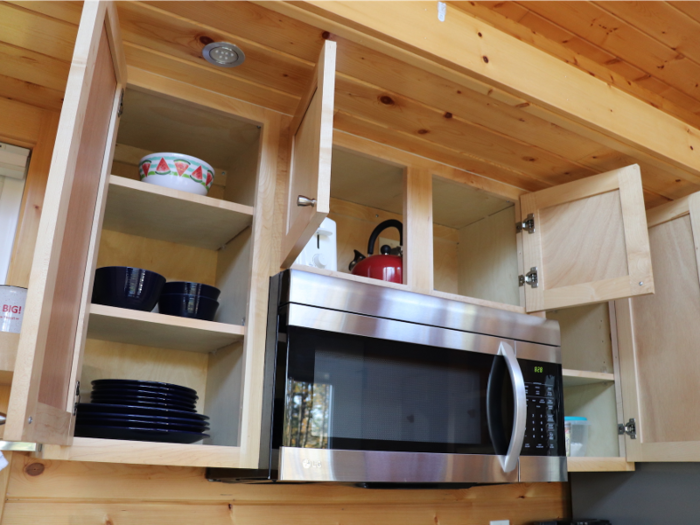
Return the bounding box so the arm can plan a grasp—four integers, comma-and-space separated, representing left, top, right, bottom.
520, 360, 565, 457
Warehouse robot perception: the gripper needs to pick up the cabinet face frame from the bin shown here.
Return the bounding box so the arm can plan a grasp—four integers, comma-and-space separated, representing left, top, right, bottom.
616, 193, 700, 462
280, 40, 336, 268
520, 164, 654, 313
5, 2, 126, 444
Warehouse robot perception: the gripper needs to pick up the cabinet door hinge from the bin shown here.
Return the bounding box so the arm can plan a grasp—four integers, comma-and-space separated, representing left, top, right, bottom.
519, 267, 538, 288
73, 380, 80, 416
117, 89, 124, 118
618, 418, 636, 439
516, 213, 535, 234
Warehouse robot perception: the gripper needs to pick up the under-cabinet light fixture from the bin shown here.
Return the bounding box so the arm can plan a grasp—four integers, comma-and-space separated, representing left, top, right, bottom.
202, 42, 245, 68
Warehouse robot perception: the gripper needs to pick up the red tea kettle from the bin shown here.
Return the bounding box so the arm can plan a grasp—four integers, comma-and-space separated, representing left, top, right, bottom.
348, 219, 403, 283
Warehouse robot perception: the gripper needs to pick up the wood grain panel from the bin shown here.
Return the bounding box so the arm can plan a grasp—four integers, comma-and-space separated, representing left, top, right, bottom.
0, 42, 70, 92
81, 339, 209, 410
123, 45, 298, 115
6, 111, 60, 288
117, 2, 312, 96
0, 3, 78, 62
38, 29, 116, 411
523, 2, 700, 104
2, 456, 569, 524
630, 216, 700, 443
97, 230, 218, 286
7, 1, 83, 25
455, 2, 700, 129
540, 191, 628, 289
0, 74, 64, 113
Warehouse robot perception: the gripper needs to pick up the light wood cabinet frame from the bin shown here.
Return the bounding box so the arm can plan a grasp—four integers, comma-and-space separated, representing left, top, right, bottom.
5, 2, 126, 444
521, 164, 654, 312
280, 40, 336, 267
616, 192, 700, 461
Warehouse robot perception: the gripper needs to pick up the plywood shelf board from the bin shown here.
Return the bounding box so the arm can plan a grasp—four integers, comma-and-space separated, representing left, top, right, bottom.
562, 369, 615, 387
40, 437, 242, 468
87, 304, 244, 353
566, 456, 635, 472
103, 175, 253, 250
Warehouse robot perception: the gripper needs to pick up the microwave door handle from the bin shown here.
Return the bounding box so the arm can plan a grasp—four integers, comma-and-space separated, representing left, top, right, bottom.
499, 342, 527, 473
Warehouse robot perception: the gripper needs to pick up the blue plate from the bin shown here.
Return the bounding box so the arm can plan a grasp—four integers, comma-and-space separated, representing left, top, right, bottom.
76, 415, 209, 432
75, 424, 209, 444
90, 395, 195, 411
76, 403, 209, 420
90, 386, 198, 403
91, 379, 197, 396
76, 409, 209, 427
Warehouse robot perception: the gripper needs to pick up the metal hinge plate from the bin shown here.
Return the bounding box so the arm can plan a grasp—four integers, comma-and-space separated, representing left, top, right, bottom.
618, 418, 637, 439
516, 213, 535, 234
519, 267, 538, 288
117, 89, 124, 118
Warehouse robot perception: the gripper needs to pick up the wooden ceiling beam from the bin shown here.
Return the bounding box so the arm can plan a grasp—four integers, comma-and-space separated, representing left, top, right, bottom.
263, 1, 700, 185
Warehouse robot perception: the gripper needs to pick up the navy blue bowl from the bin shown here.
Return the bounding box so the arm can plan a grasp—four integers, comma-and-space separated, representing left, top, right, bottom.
162, 281, 221, 301
158, 293, 219, 321
92, 267, 166, 311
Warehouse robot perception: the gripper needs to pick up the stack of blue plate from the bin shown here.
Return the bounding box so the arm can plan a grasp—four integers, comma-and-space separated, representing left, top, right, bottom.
75, 379, 210, 443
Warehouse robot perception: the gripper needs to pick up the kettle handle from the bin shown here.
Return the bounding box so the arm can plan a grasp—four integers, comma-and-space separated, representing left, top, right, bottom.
367, 219, 403, 255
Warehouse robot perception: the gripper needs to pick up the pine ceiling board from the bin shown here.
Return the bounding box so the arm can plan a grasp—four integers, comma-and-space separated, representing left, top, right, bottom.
123, 44, 298, 115
0, 73, 64, 112
669, 2, 700, 24
335, 76, 597, 185
455, 1, 700, 129
522, 2, 700, 105
599, 2, 700, 68
0, 42, 70, 92
333, 36, 612, 164
334, 110, 550, 193
117, 2, 313, 98
0, 3, 77, 62
150, 1, 325, 64
7, 1, 83, 26
330, 148, 405, 215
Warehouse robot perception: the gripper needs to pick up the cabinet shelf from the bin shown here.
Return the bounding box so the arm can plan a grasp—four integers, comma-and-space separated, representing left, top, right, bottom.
562, 369, 615, 387
40, 437, 242, 468
87, 304, 244, 352
0, 332, 17, 384
567, 457, 635, 472
102, 175, 253, 250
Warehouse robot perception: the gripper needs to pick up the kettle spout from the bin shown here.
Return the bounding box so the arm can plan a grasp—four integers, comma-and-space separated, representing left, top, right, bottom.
348, 249, 366, 272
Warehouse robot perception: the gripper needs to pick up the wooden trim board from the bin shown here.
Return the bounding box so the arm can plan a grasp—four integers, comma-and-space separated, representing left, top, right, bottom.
87, 304, 244, 353
40, 437, 242, 468
567, 457, 635, 472
562, 369, 615, 387
103, 175, 253, 250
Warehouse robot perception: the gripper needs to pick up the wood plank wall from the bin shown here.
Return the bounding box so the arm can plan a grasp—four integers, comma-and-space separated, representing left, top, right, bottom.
1, 454, 569, 525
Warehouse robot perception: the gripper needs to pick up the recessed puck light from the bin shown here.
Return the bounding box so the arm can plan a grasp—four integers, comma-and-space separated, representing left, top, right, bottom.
202, 42, 245, 68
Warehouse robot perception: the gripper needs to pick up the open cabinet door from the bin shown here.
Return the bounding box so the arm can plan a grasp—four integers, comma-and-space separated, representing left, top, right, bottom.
520, 165, 653, 313
616, 193, 700, 461
280, 40, 336, 267
4, 2, 126, 444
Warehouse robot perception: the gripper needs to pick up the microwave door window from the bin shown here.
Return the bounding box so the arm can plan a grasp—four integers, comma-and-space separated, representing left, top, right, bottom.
283, 327, 506, 455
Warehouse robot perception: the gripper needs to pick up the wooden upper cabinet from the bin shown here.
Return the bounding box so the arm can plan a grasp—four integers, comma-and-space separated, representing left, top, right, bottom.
280, 40, 336, 268
520, 165, 653, 313
4, 2, 125, 444
616, 193, 700, 462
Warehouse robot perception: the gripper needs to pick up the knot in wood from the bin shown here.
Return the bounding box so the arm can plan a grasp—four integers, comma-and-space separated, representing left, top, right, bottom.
25, 463, 45, 476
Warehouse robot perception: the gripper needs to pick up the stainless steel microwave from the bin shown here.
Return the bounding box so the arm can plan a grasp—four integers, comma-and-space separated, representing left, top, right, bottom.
208, 269, 566, 484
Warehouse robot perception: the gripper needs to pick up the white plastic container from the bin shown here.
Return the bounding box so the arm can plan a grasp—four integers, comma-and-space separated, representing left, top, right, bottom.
565, 416, 590, 457
294, 217, 337, 271
0, 285, 27, 333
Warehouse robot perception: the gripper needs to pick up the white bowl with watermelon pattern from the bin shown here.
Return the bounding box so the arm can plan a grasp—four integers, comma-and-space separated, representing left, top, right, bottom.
139, 153, 215, 196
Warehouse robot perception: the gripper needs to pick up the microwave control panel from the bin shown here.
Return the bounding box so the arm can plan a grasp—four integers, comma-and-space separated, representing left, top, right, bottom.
520, 360, 565, 457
